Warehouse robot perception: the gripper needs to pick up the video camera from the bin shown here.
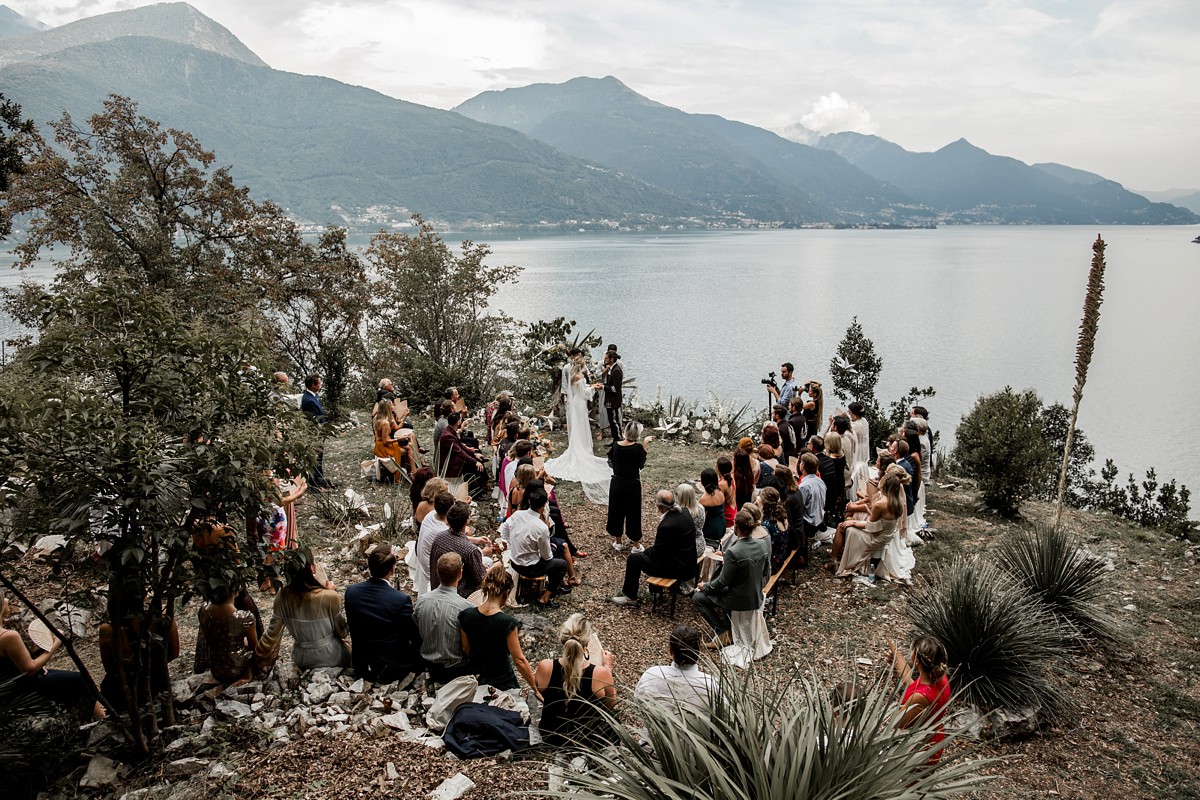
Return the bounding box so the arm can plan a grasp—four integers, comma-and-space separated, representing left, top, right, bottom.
760, 371, 778, 390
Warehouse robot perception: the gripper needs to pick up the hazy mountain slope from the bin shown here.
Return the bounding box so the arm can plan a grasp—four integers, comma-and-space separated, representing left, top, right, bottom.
0, 37, 700, 226
1033, 162, 1107, 185
456, 76, 924, 225
819, 132, 1198, 224
0, 2, 266, 68
0, 4, 46, 39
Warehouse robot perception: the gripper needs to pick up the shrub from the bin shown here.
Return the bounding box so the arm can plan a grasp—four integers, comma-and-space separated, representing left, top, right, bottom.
952, 387, 1054, 517
908, 558, 1067, 717
546, 666, 991, 800
995, 524, 1126, 650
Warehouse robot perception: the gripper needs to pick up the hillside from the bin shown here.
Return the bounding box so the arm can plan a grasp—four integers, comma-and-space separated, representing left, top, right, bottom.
455, 76, 928, 226
0, 4, 45, 39
818, 132, 1198, 224
0, 36, 701, 226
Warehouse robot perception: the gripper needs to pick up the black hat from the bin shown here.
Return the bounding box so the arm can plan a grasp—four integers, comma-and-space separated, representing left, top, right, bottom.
607, 344, 618, 352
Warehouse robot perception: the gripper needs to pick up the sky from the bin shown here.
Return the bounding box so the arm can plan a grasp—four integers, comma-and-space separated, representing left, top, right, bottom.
10, 0, 1200, 191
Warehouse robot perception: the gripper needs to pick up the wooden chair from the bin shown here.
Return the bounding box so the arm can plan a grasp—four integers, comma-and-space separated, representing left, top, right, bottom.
516, 574, 547, 604
646, 576, 680, 618
763, 549, 797, 617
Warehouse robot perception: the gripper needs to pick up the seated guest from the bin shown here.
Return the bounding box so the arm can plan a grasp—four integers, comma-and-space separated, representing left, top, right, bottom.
344, 544, 422, 682
756, 443, 778, 489
534, 613, 616, 749
458, 564, 538, 693
0, 589, 104, 718
507, 463, 537, 519
675, 482, 708, 561
431, 399, 454, 448
256, 548, 351, 670
757, 487, 791, 574
634, 624, 719, 712
698, 468, 728, 549
501, 439, 534, 499
439, 412, 490, 498
429, 502, 488, 598
418, 490, 455, 584
414, 553, 475, 684
761, 423, 782, 459
524, 475, 583, 561
372, 397, 416, 476
500, 489, 568, 608
888, 634, 952, 764
611, 490, 698, 606
413, 477, 447, 535
692, 509, 769, 649
797, 452, 828, 550
196, 585, 260, 685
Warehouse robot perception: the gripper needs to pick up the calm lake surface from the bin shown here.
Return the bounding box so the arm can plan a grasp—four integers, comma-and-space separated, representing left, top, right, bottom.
3, 225, 1197, 491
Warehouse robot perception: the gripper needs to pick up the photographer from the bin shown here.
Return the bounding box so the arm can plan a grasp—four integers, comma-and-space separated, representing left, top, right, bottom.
765, 362, 798, 407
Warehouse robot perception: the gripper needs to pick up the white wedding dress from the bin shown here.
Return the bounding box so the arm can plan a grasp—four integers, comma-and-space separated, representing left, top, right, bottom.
543, 363, 611, 505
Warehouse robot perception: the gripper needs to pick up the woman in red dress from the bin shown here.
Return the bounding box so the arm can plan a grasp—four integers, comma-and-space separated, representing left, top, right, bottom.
888, 634, 952, 764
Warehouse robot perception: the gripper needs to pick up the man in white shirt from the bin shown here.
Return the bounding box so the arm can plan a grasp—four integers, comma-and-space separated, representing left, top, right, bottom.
634, 624, 718, 713
417, 491, 454, 583
499, 488, 566, 608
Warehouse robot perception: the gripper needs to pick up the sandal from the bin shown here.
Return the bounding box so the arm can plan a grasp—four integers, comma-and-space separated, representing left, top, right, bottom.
573, 550, 589, 559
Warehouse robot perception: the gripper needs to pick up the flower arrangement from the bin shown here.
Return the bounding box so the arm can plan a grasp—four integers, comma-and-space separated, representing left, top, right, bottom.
628, 387, 764, 448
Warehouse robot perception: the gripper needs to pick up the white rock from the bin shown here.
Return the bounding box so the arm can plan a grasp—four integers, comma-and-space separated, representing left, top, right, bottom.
216, 699, 252, 719
423, 736, 445, 750
201, 716, 218, 736
429, 772, 474, 800
79, 755, 120, 788
381, 712, 411, 731
307, 683, 334, 704
328, 691, 352, 706
32, 534, 67, 555
349, 678, 366, 693
208, 762, 234, 779
163, 757, 209, 778
386, 762, 399, 780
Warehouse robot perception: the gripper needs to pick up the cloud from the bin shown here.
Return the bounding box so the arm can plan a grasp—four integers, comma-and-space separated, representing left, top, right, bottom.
799, 93, 879, 136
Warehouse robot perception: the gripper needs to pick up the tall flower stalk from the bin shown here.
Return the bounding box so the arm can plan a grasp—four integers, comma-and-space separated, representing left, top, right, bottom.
1056, 236, 1107, 529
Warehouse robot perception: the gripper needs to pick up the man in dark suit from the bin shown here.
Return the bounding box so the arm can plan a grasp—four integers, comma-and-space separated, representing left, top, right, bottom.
597, 345, 624, 441
344, 545, 422, 683
773, 403, 798, 464
300, 373, 331, 489
437, 412, 489, 498
692, 509, 770, 648
612, 489, 697, 605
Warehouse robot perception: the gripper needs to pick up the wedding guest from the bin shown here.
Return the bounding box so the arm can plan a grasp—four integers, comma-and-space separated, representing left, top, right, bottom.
0, 589, 103, 717
821, 434, 848, 525
634, 624, 718, 712
607, 421, 652, 552
501, 439, 534, 499
196, 586, 260, 685
506, 463, 537, 519
716, 456, 736, 529
429, 502, 488, 598
848, 402, 871, 469
432, 399, 454, 448
300, 373, 330, 490
676, 482, 708, 559
534, 613, 616, 749
372, 397, 416, 476
409, 466, 433, 519
888, 634, 952, 764
698, 468, 728, 548
796, 452, 828, 552
802, 381, 823, 439
413, 476, 448, 536
612, 490, 697, 606
345, 544, 422, 682
756, 443, 778, 489
772, 403, 798, 464
825, 414, 857, 473
458, 564, 539, 694
757, 487, 791, 574
787, 397, 807, 450
761, 423, 782, 459
417, 490, 455, 583
905, 418, 931, 531
830, 466, 909, 581
732, 449, 757, 510
891, 439, 918, 527
256, 548, 350, 670
439, 412, 489, 498
501, 489, 568, 608
415, 553, 475, 684
692, 509, 769, 649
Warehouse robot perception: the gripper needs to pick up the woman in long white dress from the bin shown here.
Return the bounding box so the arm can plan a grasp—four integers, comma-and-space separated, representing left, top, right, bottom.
543, 354, 611, 504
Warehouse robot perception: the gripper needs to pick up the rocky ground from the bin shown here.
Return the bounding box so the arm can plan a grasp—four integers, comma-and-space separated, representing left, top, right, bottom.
6, 419, 1199, 799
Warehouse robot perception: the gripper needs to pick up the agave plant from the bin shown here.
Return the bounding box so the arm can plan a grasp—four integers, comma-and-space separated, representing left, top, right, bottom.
908, 558, 1069, 717
536, 665, 992, 800
995, 524, 1126, 650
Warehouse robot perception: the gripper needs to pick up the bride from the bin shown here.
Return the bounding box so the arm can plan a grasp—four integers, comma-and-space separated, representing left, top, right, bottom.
544, 349, 611, 504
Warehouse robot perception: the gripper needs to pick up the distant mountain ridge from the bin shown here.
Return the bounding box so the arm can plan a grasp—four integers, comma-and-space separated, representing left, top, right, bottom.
455, 76, 927, 225
0, 4, 46, 39
816, 132, 1196, 224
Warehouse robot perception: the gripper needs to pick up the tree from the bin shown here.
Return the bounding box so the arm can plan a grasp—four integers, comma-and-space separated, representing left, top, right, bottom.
1037, 403, 1096, 506
367, 215, 520, 404
953, 387, 1054, 517
0, 93, 34, 238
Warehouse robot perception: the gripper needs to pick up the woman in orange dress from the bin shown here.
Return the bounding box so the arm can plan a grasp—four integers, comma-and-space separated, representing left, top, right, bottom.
373, 398, 416, 475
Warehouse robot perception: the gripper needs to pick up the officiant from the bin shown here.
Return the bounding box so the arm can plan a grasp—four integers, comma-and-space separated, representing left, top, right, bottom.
597, 344, 624, 441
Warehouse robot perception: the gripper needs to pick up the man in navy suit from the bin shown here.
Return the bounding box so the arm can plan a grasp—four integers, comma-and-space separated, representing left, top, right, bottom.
344, 545, 423, 683
301, 373, 331, 489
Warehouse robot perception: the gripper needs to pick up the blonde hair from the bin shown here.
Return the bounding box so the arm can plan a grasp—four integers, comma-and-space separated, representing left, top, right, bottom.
879, 464, 911, 518
513, 464, 537, 490
557, 613, 593, 699
481, 562, 513, 602
420, 477, 449, 504
372, 398, 393, 423
825, 433, 843, 457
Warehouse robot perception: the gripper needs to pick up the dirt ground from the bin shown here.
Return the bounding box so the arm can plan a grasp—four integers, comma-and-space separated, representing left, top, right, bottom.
7, 419, 1199, 799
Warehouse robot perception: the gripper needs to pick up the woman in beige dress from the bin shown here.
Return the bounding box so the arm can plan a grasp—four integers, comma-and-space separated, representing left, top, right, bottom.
829, 465, 910, 580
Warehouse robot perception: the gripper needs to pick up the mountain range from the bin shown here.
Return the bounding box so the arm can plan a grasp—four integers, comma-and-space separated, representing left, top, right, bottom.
0, 2, 1195, 229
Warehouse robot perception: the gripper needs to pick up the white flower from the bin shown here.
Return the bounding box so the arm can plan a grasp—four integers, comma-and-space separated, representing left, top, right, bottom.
701, 431, 711, 441
721, 424, 729, 434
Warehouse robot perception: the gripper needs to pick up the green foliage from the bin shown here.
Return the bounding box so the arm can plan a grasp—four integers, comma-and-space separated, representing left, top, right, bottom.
1038, 403, 1096, 507
953, 387, 1054, 517
0, 93, 34, 237
0, 677, 81, 800
995, 524, 1126, 649
546, 665, 991, 800
908, 558, 1068, 717
1085, 462, 1194, 537
513, 317, 603, 407
367, 215, 520, 407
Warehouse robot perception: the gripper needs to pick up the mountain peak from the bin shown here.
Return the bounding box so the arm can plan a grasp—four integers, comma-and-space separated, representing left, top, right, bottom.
0, 3, 48, 39
0, 2, 267, 68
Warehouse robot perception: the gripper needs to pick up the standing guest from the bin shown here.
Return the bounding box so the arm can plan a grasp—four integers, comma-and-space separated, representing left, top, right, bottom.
716, 456, 736, 530
256, 548, 350, 670
698, 468, 728, 549
732, 448, 757, 510
429, 503, 488, 598
458, 564, 539, 694
773, 466, 804, 561
888, 635, 952, 764
501, 489, 568, 609
344, 545, 422, 683
802, 381, 824, 440
634, 624, 719, 712
607, 421, 652, 552
891, 439, 918, 532
692, 509, 769, 649
417, 491, 455, 585
597, 346, 625, 441
757, 487, 791, 574
767, 362, 798, 408
825, 414, 857, 475
772, 403, 798, 465
901, 423, 926, 543
787, 397, 807, 453
756, 444, 779, 489
415, 553, 475, 684
908, 414, 933, 531
761, 423, 782, 459
300, 374, 331, 490
496, 419, 520, 469
0, 590, 104, 718
796, 452, 828, 556
820, 434, 848, 525
534, 613, 617, 749
611, 490, 698, 606
848, 402, 871, 469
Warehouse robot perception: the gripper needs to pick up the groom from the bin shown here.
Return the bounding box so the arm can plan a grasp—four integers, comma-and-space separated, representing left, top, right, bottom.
594, 344, 624, 441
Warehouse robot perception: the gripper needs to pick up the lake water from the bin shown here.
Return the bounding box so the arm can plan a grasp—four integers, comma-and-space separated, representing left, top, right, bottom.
3, 225, 1198, 491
